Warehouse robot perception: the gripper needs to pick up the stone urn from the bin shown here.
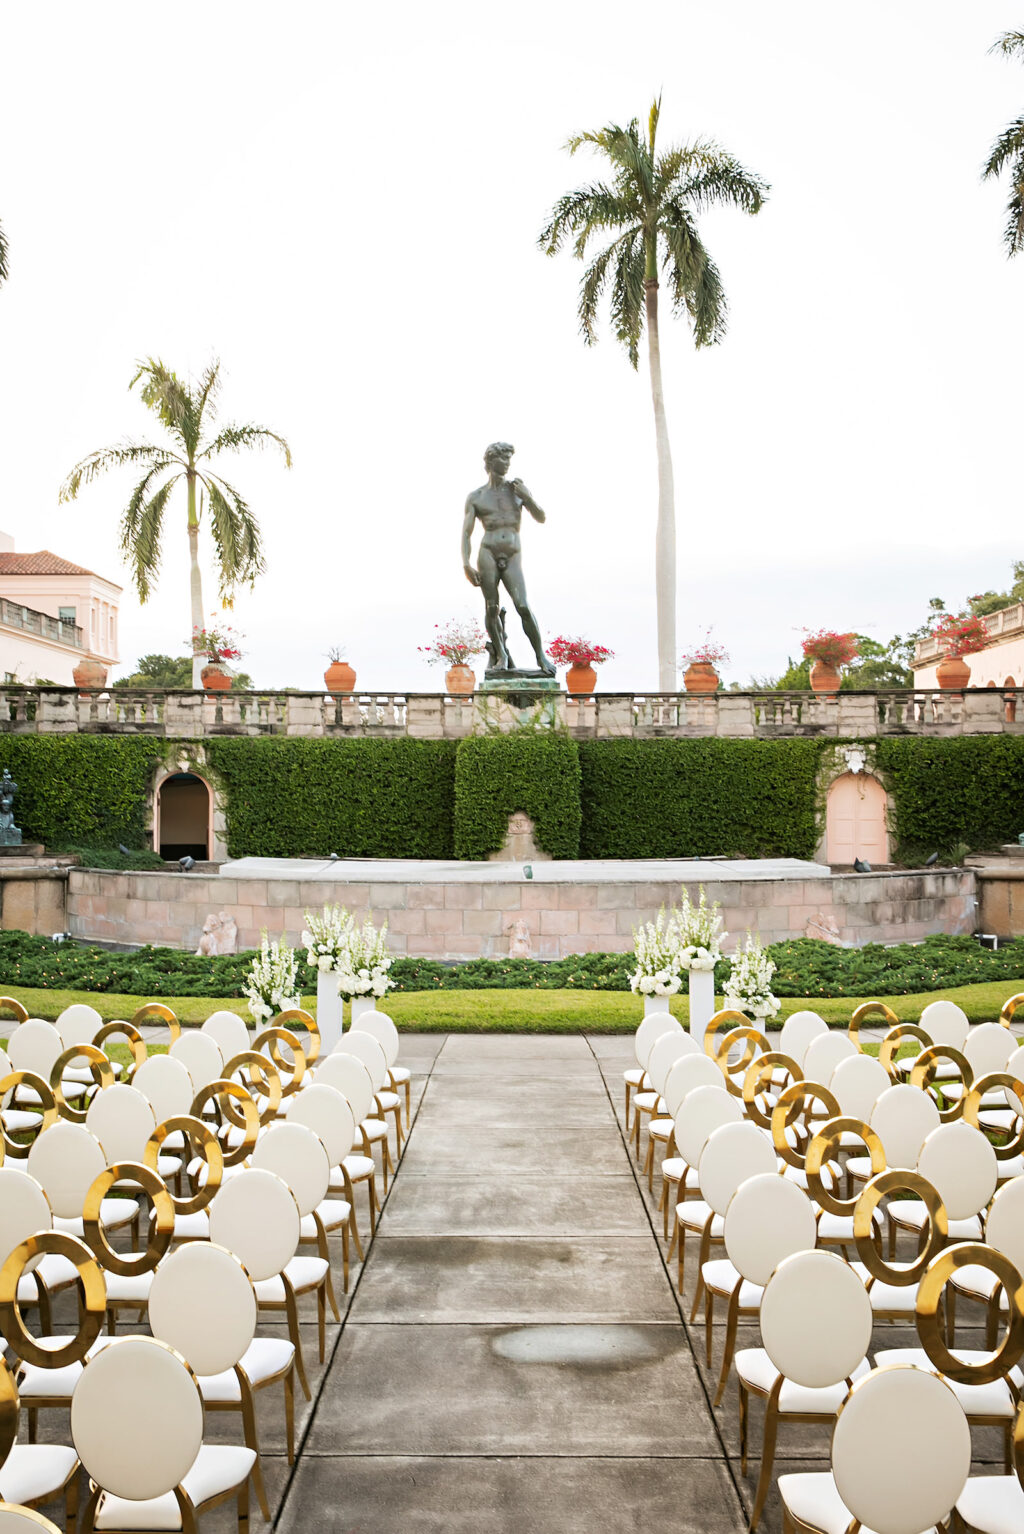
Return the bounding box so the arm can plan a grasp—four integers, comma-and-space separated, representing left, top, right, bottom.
72, 657, 107, 692
809, 661, 841, 696
324, 660, 356, 694
445, 664, 475, 696
565, 663, 597, 696
936, 655, 971, 690
683, 662, 719, 694
201, 663, 233, 692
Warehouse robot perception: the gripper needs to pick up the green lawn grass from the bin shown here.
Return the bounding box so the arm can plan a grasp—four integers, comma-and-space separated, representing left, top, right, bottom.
2, 978, 1022, 1032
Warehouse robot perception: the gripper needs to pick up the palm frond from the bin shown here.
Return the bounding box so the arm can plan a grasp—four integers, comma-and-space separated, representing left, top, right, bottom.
203, 474, 266, 599
200, 423, 293, 468
983, 116, 1024, 180
538, 183, 638, 253
990, 31, 1024, 58
59, 443, 180, 502
660, 205, 727, 347
0, 220, 9, 286
608, 230, 646, 368
119, 470, 180, 602
1002, 161, 1024, 255
566, 119, 655, 206
648, 95, 661, 156
577, 227, 642, 344
193, 360, 223, 441
676, 149, 769, 216
130, 359, 192, 446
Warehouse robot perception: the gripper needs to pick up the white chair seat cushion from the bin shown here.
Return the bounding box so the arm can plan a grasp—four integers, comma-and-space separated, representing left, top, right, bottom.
2, 1109, 46, 1132
0, 1443, 78, 1504
735, 1347, 869, 1412
360, 1119, 388, 1143
701, 1259, 763, 1308
633, 1091, 659, 1112
199, 1337, 294, 1401
94, 1444, 257, 1530
957, 1475, 1024, 1534
17, 1351, 83, 1400
171, 1211, 210, 1241
624, 1067, 644, 1087
54, 1198, 139, 1235
338, 1155, 375, 1182
872, 1348, 1016, 1416
300, 1200, 351, 1239
660, 1159, 697, 1187
64, 1062, 123, 1083
817, 1208, 882, 1242
779, 1471, 936, 1534
648, 1117, 674, 1140
890, 1199, 982, 1239
18, 1082, 86, 1105
254, 1255, 328, 1303
390, 1066, 410, 1083
951, 1262, 1002, 1301
376, 1091, 400, 1111
678, 1200, 723, 1237
21, 1253, 79, 1295
847, 1262, 919, 1312
104, 1270, 154, 1304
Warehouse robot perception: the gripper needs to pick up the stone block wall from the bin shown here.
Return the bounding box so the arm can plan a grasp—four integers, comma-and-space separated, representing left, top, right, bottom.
64, 866, 978, 959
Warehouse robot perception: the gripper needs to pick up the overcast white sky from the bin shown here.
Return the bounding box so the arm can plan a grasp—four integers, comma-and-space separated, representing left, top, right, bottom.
1, 1, 1022, 691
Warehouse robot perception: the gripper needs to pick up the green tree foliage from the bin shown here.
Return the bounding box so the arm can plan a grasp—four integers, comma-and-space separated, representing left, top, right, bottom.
60, 359, 290, 687
205, 738, 457, 859
114, 654, 253, 690
579, 738, 828, 858
539, 99, 767, 690
984, 32, 1024, 255
453, 734, 582, 859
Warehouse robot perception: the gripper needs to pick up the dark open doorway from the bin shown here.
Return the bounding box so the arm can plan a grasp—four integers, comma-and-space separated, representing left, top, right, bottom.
158, 773, 210, 860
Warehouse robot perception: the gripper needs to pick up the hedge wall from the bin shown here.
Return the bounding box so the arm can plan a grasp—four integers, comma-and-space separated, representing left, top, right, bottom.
0, 736, 164, 849
578, 738, 830, 859
453, 734, 582, 859
204, 737, 457, 858
875, 736, 1024, 861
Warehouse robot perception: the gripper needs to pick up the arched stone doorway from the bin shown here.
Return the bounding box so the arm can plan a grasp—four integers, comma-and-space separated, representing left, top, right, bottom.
826, 773, 889, 867
156, 772, 211, 861
1005, 676, 1017, 724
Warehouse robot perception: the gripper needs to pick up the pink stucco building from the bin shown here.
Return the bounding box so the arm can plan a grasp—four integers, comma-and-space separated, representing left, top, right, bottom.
912, 600, 1024, 692
0, 531, 121, 685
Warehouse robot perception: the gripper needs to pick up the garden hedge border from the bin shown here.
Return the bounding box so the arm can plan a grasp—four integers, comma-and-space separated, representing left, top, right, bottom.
453, 733, 582, 859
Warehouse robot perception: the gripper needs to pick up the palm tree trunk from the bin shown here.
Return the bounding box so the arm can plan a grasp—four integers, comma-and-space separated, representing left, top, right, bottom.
645, 277, 677, 692
187, 471, 205, 688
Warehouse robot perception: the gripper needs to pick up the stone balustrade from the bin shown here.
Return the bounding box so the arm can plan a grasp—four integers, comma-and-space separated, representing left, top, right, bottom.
0, 684, 1021, 739
914, 600, 1024, 666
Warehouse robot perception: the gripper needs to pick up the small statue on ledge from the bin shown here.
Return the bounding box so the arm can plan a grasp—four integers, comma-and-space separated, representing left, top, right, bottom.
0, 770, 22, 847
461, 442, 556, 678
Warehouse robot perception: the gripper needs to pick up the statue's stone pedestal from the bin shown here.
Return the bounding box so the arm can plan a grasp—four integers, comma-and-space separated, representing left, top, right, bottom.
478, 674, 561, 730
0, 843, 44, 858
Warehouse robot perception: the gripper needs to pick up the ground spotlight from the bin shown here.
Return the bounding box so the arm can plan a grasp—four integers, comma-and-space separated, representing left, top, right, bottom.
179, 855, 196, 872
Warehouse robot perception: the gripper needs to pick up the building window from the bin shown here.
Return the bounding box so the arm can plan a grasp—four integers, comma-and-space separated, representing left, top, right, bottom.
59, 606, 77, 625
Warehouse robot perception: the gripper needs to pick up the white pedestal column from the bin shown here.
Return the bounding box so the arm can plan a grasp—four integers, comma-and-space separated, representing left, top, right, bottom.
687, 967, 716, 1050
350, 996, 375, 1027
316, 969, 342, 1053
643, 995, 672, 1018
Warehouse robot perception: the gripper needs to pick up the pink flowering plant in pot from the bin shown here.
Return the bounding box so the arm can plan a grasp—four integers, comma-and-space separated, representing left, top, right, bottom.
545, 636, 615, 695
419, 620, 488, 695
189, 616, 244, 691
801, 629, 858, 695
680, 631, 729, 693
931, 611, 987, 689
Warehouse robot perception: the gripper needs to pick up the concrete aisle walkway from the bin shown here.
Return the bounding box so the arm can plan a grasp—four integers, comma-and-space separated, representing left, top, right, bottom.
277, 1035, 746, 1533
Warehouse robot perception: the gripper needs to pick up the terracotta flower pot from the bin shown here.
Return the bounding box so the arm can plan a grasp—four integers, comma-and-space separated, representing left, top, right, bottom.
683, 662, 720, 694
565, 663, 597, 696
72, 657, 107, 692
445, 664, 475, 696
809, 660, 841, 696
201, 663, 233, 692
324, 661, 356, 694
936, 655, 971, 691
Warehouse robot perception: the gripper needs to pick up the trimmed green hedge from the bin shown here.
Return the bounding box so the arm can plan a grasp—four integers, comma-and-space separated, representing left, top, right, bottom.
453, 734, 581, 859
0, 737, 163, 850
205, 738, 457, 858
578, 738, 829, 859
876, 737, 1024, 862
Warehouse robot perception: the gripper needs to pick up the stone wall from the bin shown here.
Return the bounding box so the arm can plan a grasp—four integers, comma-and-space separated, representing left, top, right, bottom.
1, 864, 70, 937
64, 866, 977, 959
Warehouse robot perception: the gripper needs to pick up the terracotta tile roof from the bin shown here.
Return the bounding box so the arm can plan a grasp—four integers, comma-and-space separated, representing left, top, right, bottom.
0, 550, 97, 577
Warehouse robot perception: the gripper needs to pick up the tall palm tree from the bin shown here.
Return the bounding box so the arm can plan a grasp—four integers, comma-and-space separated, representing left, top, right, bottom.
539, 99, 767, 691
983, 31, 1024, 255
60, 358, 291, 686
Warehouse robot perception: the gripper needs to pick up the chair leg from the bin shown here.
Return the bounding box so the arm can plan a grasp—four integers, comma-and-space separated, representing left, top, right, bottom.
240, 1391, 271, 1524
690, 1227, 712, 1323
704, 1284, 714, 1368
237, 1472, 250, 1534
403, 1078, 411, 1126
284, 1364, 296, 1464
324, 1261, 341, 1323
739, 1382, 749, 1475
318, 1281, 326, 1363
714, 1290, 741, 1408
341, 1222, 350, 1293
284, 1290, 311, 1401
65, 1466, 79, 1534
643, 1136, 655, 1190
750, 1399, 780, 1532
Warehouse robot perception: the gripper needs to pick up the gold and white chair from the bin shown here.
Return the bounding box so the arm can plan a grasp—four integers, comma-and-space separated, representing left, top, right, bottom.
26, 1122, 138, 1238
148, 1241, 296, 1519
71, 1334, 255, 1534
668, 1085, 743, 1288
888, 1118, 998, 1248
170, 1032, 226, 1096
686, 1121, 778, 1334
353, 1009, 411, 1126
778, 1363, 971, 1534
0, 1355, 78, 1534
736, 1248, 873, 1530
250, 1121, 336, 1360
656, 1052, 726, 1237
623, 1007, 681, 1131
287, 1083, 362, 1289
844, 1082, 940, 1193
341, 1031, 403, 1161
776, 1010, 827, 1069
641, 1029, 700, 1190
313, 1054, 381, 1233
201, 1010, 252, 1062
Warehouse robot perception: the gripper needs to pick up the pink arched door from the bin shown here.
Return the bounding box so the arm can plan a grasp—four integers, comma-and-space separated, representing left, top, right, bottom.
826, 773, 888, 867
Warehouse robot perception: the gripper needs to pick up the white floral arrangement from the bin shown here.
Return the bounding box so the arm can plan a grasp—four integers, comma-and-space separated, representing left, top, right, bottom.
630, 908, 685, 996
333, 916, 395, 1002
676, 887, 725, 973
723, 932, 781, 1022
243, 932, 301, 1024
302, 904, 353, 972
